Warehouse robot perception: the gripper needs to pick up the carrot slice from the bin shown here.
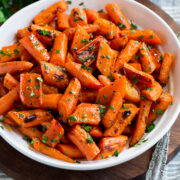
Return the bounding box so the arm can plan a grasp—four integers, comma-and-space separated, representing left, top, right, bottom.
16, 27, 31, 39
128, 63, 142, 71
90, 126, 103, 138
110, 36, 128, 50
0, 82, 7, 97
98, 75, 111, 86
123, 125, 134, 135
3, 73, 19, 90
57, 12, 70, 30
85, 9, 99, 24
79, 89, 97, 103
150, 48, 162, 70
20, 48, 32, 62
42, 84, 58, 94
66, 52, 75, 63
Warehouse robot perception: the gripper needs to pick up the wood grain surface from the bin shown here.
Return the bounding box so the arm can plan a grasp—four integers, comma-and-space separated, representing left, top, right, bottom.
0, 0, 179, 180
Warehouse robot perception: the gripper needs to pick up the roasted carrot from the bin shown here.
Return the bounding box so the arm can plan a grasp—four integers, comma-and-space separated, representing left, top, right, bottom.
0, 82, 7, 97
79, 89, 97, 103
150, 48, 162, 70
58, 78, 81, 122
159, 52, 173, 84
57, 12, 70, 30
42, 84, 58, 94
20, 48, 32, 62
98, 11, 109, 20
66, 52, 75, 63
3, 73, 19, 90
34, 0, 68, 25
67, 125, 100, 160
110, 36, 128, 50
16, 27, 31, 39
128, 63, 142, 71
123, 125, 134, 135
85, 9, 99, 24
90, 126, 104, 138
50, 33, 68, 66
48, 18, 58, 30
130, 100, 152, 146
98, 75, 111, 86
1, 113, 17, 126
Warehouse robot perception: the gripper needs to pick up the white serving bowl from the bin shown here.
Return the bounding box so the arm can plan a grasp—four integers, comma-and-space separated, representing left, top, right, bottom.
0, 0, 180, 171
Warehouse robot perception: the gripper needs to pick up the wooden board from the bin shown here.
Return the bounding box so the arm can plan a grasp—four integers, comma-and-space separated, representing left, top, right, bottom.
0, 0, 180, 179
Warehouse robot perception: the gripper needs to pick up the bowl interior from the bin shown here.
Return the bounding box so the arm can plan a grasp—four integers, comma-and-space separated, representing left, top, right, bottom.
0, 0, 180, 170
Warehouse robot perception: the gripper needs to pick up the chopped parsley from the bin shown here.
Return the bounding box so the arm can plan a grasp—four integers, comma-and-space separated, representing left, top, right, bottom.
114, 150, 119, 157
19, 114, 24, 118
99, 105, 106, 118
42, 136, 48, 143
133, 138, 148, 147
55, 49, 60, 53
81, 124, 92, 132
146, 122, 155, 132
68, 115, 77, 122
86, 133, 94, 143
157, 109, 163, 115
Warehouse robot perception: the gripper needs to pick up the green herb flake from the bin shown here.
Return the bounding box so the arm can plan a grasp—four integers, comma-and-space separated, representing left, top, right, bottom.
0, 118, 4, 122
157, 109, 163, 115
132, 75, 138, 84
133, 138, 148, 147
34, 84, 40, 89
81, 124, 92, 132
99, 105, 106, 118
146, 122, 155, 132
149, 34, 153, 39
138, 35, 144, 40
66, 1, 72, 4
19, 114, 24, 118
108, 106, 116, 109
55, 49, 60, 53
42, 136, 48, 143
114, 150, 119, 157
98, 9, 103, 13
86, 133, 94, 143
68, 115, 77, 122
30, 92, 35, 98
130, 20, 137, 30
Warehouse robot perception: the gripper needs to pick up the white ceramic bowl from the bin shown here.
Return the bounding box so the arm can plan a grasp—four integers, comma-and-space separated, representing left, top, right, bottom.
0, 0, 180, 171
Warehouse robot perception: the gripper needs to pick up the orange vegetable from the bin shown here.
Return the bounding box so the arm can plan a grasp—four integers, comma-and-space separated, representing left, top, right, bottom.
98, 75, 111, 86
20, 48, 32, 62
128, 63, 142, 71
66, 52, 75, 63
85, 9, 99, 23
79, 89, 97, 103
90, 126, 103, 138
159, 52, 173, 84
123, 125, 134, 135
34, 0, 68, 25
3, 73, 19, 90
58, 78, 81, 122
130, 100, 152, 146
0, 82, 7, 97
65, 61, 102, 89
150, 48, 162, 70
110, 36, 128, 50
98, 11, 109, 20
50, 33, 68, 66
57, 12, 70, 30
16, 27, 31, 39
67, 125, 100, 160
1, 113, 17, 126
42, 84, 58, 94
48, 18, 58, 30
104, 104, 139, 137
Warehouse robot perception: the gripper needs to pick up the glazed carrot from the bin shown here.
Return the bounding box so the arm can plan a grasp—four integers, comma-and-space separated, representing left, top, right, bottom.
57, 12, 70, 30
50, 33, 68, 66
41, 61, 69, 89
104, 104, 139, 137
58, 78, 81, 122
68, 103, 103, 126
114, 40, 141, 71
85, 9, 99, 23
42, 84, 58, 94
139, 42, 156, 74
0, 43, 23, 63
0, 87, 19, 115
159, 52, 173, 84
90, 126, 103, 138
110, 36, 128, 50
8, 109, 53, 128
141, 81, 163, 101
3, 73, 19, 90
56, 144, 84, 158
105, 3, 131, 29
147, 93, 173, 125
96, 41, 119, 76
96, 76, 126, 105
130, 100, 152, 146
1, 113, 17, 126
79, 89, 97, 103
41, 94, 62, 109
60, 134, 71, 144
69, 8, 88, 27
150, 48, 162, 70
20, 34, 50, 63
20, 48, 32, 62
0, 82, 7, 97
98, 75, 111, 86
48, 18, 58, 30
66, 52, 75, 63
42, 119, 64, 147
95, 136, 128, 160
18, 126, 43, 140
34, 0, 68, 25
20, 73, 43, 108
32, 137, 74, 163
65, 61, 102, 89
67, 125, 100, 160
123, 125, 134, 135
128, 63, 142, 71
98, 11, 109, 20
121, 30, 162, 44
16, 27, 31, 39
102, 92, 123, 128
71, 25, 90, 52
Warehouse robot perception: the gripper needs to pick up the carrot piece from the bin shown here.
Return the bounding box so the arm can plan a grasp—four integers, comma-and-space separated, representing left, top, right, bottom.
130, 100, 152, 146
96, 41, 118, 76
141, 81, 163, 101
42, 119, 64, 147
67, 125, 100, 160
60, 134, 71, 144
56, 144, 84, 158
71, 25, 90, 52
41, 61, 69, 89
20, 73, 43, 108
102, 92, 123, 128
20, 34, 50, 63
0, 43, 23, 63
48, 18, 58, 30
104, 104, 139, 137
98, 11, 109, 20
32, 137, 74, 163
90, 126, 103, 138
1, 113, 17, 126
68, 103, 103, 126
21, 48, 32, 62
16, 27, 31, 39
128, 63, 142, 71
79, 89, 97, 103
18, 126, 43, 140
41, 94, 62, 109
69, 8, 87, 27
50, 33, 68, 66
113, 73, 141, 103
115, 40, 141, 71
34, 0, 68, 25
98, 75, 111, 86
8, 109, 53, 127
123, 125, 134, 135
3, 73, 19, 90
159, 52, 173, 84
147, 93, 173, 125
105, 3, 131, 29
110, 36, 128, 50
65, 61, 102, 89
57, 12, 70, 30
0, 82, 7, 97
96, 76, 126, 105
121, 30, 162, 44
150, 48, 162, 70
95, 136, 128, 160
124, 63, 155, 89
85, 9, 99, 23
42, 84, 58, 94
58, 78, 81, 122
139, 42, 156, 74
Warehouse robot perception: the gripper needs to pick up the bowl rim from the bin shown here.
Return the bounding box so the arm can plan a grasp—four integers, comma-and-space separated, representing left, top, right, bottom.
0, 0, 180, 171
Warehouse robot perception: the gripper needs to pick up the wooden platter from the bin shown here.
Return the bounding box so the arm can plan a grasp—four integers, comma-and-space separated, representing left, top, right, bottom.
0, 0, 180, 179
